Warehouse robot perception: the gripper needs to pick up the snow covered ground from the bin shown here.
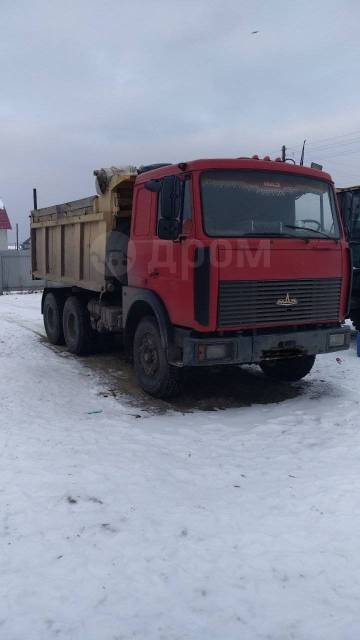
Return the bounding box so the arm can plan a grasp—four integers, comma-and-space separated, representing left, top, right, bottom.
1, 292, 360, 640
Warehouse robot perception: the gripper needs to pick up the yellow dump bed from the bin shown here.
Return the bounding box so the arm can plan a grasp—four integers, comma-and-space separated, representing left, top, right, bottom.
31, 167, 136, 291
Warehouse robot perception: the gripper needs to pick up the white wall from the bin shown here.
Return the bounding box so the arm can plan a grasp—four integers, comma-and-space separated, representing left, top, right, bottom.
0, 230, 8, 251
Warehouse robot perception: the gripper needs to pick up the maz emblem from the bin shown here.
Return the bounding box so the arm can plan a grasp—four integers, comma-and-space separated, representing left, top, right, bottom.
276, 293, 298, 307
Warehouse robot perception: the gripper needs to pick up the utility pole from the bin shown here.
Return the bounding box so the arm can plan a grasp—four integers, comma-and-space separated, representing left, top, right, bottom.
16, 223, 19, 251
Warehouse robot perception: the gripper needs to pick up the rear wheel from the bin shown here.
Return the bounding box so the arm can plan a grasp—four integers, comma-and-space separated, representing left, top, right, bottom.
260, 354, 316, 382
133, 316, 181, 398
43, 292, 65, 345
63, 296, 94, 355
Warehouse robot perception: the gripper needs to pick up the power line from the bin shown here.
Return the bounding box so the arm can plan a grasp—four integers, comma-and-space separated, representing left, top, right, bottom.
314, 147, 360, 160
270, 140, 360, 158
309, 130, 360, 146
307, 137, 360, 153
268, 127, 360, 158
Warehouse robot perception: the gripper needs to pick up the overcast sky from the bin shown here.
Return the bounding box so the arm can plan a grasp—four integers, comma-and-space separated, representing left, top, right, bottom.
1, 0, 360, 242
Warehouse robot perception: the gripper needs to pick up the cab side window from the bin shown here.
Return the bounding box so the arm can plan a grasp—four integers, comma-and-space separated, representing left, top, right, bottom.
156, 177, 192, 235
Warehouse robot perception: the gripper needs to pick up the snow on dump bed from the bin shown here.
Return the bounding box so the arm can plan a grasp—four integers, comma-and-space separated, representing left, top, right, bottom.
0, 292, 360, 640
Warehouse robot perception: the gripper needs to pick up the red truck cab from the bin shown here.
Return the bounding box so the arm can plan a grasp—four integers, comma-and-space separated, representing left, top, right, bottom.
121, 157, 350, 396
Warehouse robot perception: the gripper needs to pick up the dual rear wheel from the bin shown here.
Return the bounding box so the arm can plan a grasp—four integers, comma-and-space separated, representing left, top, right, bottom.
43, 292, 94, 355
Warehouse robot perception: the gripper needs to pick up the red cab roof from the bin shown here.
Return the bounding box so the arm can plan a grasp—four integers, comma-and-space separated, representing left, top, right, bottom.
136, 158, 333, 184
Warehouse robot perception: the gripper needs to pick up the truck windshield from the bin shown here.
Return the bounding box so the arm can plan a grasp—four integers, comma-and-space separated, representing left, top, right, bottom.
200, 170, 340, 239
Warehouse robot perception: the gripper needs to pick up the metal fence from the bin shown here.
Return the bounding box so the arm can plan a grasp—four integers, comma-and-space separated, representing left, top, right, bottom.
0, 250, 44, 293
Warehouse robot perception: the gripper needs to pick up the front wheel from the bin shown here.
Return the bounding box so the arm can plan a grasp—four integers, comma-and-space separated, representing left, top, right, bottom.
260, 354, 316, 382
133, 316, 181, 398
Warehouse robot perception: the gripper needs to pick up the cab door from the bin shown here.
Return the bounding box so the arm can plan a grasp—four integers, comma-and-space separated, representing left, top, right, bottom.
148, 176, 196, 327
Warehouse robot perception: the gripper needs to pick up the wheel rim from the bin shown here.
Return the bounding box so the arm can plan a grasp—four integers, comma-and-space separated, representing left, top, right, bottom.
139, 332, 159, 377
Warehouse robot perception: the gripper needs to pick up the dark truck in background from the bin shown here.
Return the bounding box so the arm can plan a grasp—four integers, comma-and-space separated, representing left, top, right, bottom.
337, 186, 360, 329
31, 158, 350, 398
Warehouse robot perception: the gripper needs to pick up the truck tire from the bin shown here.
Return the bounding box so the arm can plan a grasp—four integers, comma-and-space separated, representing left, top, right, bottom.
260, 354, 316, 382
43, 292, 65, 345
133, 316, 181, 398
63, 296, 94, 355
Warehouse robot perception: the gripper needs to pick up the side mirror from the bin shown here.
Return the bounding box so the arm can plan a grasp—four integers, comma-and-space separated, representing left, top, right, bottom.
158, 218, 180, 240
144, 179, 162, 193
161, 175, 179, 219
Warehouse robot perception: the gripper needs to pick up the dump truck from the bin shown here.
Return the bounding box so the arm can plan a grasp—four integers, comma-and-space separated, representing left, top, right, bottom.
31, 158, 351, 398
337, 185, 360, 329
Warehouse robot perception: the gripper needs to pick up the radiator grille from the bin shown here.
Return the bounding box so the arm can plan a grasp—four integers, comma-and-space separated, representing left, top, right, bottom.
217, 278, 342, 327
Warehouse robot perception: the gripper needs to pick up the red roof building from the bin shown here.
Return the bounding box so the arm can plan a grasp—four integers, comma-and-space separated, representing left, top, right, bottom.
0, 202, 11, 230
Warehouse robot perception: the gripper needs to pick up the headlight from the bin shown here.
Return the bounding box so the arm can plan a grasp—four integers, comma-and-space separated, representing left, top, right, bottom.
197, 342, 234, 361
329, 333, 345, 348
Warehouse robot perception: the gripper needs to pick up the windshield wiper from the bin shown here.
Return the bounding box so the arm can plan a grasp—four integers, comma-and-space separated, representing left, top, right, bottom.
284, 224, 334, 240
241, 232, 295, 238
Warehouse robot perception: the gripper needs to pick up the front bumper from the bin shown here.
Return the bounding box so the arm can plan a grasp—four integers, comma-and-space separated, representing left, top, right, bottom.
181, 325, 351, 366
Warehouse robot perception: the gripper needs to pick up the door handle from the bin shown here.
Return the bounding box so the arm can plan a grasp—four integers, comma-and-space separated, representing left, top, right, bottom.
149, 270, 160, 278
